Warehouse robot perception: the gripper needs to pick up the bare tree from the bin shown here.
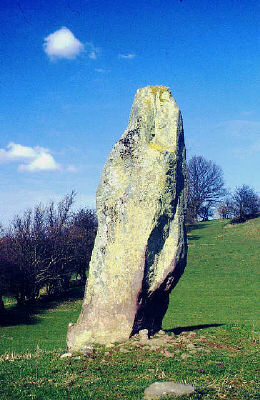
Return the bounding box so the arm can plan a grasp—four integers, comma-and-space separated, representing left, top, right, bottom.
0, 236, 24, 309
187, 155, 226, 222
231, 185, 259, 222
217, 196, 234, 219
0, 192, 98, 307
198, 202, 214, 222
41, 192, 76, 296
68, 209, 97, 284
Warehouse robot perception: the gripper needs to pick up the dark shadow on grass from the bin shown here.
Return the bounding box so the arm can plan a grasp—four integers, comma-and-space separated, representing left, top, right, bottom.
187, 235, 200, 241
165, 323, 224, 335
186, 223, 208, 233
0, 285, 84, 327
186, 223, 208, 241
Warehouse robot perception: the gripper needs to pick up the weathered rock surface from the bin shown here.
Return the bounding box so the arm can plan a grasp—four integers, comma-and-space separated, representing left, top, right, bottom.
143, 381, 195, 399
67, 85, 187, 351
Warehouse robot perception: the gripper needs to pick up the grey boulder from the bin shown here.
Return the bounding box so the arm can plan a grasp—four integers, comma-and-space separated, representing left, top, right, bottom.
143, 381, 195, 399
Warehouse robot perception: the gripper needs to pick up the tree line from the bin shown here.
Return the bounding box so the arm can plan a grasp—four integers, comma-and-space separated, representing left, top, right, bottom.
187, 155, 259, 223
0, 192, 97, 312
0, 157, 259, 312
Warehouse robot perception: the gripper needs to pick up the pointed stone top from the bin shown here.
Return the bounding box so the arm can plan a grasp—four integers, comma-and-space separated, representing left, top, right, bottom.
140, 84, 170, 91
137, 85, 171, 96
147, 84, 170, 91
134, 85, 176, 108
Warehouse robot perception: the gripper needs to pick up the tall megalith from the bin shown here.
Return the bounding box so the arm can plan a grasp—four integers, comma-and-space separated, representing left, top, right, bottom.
67, 85, 187, 351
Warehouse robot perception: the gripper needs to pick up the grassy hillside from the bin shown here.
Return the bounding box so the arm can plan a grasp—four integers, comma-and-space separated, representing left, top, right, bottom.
0, 218, 259, 399
164, 217, 260, 330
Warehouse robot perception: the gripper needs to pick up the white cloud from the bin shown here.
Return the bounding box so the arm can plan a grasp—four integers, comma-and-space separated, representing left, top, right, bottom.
43, 27, 84, 60
0, 142, 60, 172
7, 142, 37, 159
119, 53, 136, 59
0, 142, 37, 162
19, 153, 60, 172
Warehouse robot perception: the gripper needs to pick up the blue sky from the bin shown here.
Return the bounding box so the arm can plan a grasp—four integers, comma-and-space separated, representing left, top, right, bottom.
0, 0, 259, 225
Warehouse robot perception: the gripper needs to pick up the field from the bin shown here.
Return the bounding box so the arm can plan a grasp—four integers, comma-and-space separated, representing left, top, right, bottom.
0, 218, 259, 399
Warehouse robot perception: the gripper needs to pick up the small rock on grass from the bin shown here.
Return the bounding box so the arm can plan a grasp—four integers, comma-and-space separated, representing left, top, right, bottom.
60, 352, 72, 359
158, 330, 166, 335
143, 381, 195, 399
139, 329, 149, 342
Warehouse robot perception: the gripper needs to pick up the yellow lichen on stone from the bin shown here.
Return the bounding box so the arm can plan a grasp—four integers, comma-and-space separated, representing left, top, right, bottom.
149, 85, 170, 102
149, 143, 176, 153
149, 85, 168, 94
143, 98, 152, 108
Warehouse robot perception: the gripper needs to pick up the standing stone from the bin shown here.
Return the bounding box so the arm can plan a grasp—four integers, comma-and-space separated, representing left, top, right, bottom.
67, 85, 187, 352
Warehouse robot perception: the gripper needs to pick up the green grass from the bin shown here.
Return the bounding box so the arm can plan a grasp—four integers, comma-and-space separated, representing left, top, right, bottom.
163, 218, 260, 330
0, 218, 259, 399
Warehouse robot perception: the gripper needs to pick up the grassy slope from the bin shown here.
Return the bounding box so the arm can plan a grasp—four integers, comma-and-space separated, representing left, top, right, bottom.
164, 217, 260, 330
0, 218, 259, 399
